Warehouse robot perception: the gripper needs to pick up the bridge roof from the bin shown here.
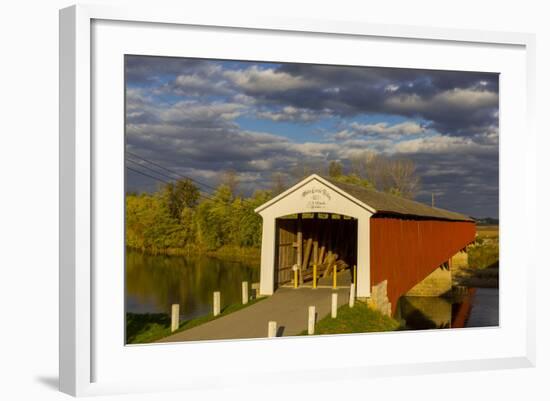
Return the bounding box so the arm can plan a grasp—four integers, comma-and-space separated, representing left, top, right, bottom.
255, 174, 473, 222
323, 177, 474, 222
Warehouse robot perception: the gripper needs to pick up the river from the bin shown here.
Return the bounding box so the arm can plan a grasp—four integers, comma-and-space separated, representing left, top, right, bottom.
126, 250, 498, 329
396, 288, 499, 329
126, 250, 259, 320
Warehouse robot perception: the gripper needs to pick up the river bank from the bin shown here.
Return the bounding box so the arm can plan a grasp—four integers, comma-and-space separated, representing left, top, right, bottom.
453, 225, 499, 288
127, 245, 261, 265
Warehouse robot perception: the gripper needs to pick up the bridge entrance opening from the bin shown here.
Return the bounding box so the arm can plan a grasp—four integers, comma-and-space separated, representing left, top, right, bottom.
274, 213, 357, 288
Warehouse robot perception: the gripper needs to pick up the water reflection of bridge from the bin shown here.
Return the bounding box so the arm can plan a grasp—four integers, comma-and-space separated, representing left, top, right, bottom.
397, 296, 454, 329
396, 288, 475, 330
396, 288, 498, 330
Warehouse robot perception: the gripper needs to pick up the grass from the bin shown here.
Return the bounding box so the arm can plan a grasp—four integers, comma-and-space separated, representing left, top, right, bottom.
126, 297, 266, 344
126, 313, 172, 344
127, 245, 261, 265
475, 225, 499, 239
469, 226, 499, 270
205, 245, 261, 265
468, 241, 499, 270
452, 226, 499, 288
300, 301, 401, 335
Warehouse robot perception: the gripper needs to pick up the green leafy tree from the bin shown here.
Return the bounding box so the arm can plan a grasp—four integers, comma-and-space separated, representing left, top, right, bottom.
195, 185, 233, 249
229, 190, 272, 247
331, 173, 373, 189
126, 193, 185, 252
161, 179, 200, 221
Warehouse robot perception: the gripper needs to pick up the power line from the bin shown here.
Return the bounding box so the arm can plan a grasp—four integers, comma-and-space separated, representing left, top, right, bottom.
126, 166, 172, 185
126, 165, 217, 203
126, 158, 217, 202
126, 150, 218, 192
125, 151, 262, 208
127, 158, 184, 185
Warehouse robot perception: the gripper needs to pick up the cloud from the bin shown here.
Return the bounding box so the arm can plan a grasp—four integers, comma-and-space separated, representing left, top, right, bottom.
131, 57, 499, 137
385, 88, 498, 135
168, 74, 231, 96
393, 135, 475, 154
126, 93, 299, 177
386, 89, 497, 115
125, 56, 210, 83
256, 106, 325, 122
260, 63, 499, 136
158, 101, 246, 125
127, 114, 498, 217
125, 56, 499, 217
224, 66, 317, 93
126, 88, 163, 124
157, 64, 237, 97
385, 84, 400, 92
348, 121, 427, 137
402, 149, 498, 217
331, 121, 430, 147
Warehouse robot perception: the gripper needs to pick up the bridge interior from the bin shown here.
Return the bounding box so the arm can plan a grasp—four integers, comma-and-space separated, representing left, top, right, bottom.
274, 213, 357, 288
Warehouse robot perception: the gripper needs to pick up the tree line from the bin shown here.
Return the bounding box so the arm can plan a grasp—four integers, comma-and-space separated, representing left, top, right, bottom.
126, 178, 271, 254
126, 152, 420, 255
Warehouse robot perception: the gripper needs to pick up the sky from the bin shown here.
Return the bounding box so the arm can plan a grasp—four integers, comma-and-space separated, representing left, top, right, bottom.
125, 55, 499, 218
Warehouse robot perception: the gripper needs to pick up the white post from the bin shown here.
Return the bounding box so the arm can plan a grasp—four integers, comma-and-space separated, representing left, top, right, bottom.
356, 214, 372, 298
259, 216, 276, 295
242, 281, 249, 305
268, 321, 277, 338
308, 306, 316, 335
349, 283, 355, 308
331, 293, 338, 318
171, 304, 180, 332
213, 291, 221, 316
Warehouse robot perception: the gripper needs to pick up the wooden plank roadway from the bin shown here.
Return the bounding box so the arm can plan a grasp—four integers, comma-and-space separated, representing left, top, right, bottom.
156, 286, 351, 343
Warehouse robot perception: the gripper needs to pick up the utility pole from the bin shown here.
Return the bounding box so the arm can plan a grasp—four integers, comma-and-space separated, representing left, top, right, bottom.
432, 193, 435, 208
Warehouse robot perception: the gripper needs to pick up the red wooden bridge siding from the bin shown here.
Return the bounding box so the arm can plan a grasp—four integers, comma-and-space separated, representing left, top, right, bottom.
370, 217, 476, 313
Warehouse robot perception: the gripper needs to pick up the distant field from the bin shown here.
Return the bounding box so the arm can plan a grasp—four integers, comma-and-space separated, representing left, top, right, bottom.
476, 225, 499, 238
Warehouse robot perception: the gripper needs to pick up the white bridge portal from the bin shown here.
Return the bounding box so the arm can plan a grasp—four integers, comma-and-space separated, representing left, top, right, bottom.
254, 175, 374, 298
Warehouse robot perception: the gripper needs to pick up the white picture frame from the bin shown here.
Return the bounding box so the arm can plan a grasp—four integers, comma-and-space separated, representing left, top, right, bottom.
59, 4, 536, 397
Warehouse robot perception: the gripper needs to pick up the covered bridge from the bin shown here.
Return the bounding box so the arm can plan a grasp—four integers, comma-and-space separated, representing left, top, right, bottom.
254, 174, 476, 315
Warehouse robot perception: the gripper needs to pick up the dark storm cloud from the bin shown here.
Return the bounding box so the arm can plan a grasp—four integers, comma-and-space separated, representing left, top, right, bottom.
125, 91, 349, 196
125, 56, 499, 218
128, 57, 499, 137
126, 93, 298, 179
250, 64, 500, 136
408, 149, 499, 217
127, 57, 499, 136
126, 124, 331, 197
125, 56, 212, 84
278, 63, 499, 99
